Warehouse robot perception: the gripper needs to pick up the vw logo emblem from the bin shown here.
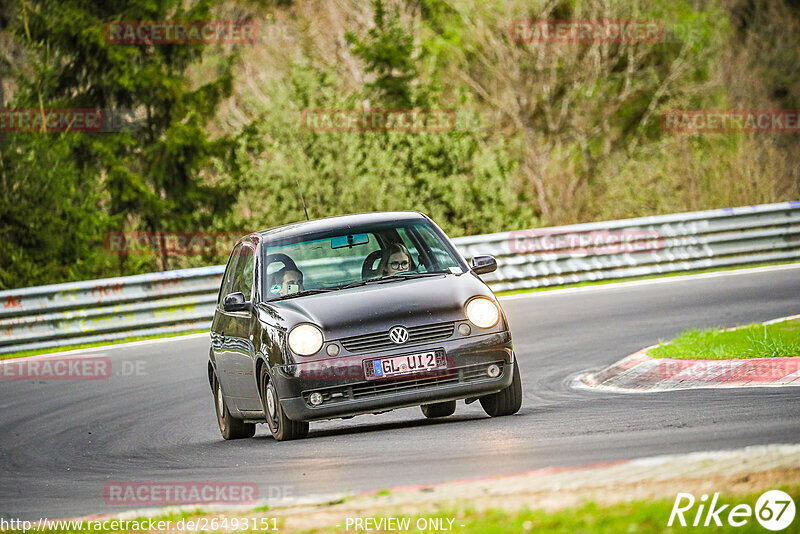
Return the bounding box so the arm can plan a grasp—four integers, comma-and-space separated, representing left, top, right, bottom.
389, 326, 409, 344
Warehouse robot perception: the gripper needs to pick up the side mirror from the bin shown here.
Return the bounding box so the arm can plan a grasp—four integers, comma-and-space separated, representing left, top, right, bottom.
223, 292, 250, 312
471, 255, 497, 275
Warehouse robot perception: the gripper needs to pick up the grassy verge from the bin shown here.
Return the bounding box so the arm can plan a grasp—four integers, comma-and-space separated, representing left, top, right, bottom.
648, 318, 800, 360
495, 260, 798, 297
0, 329, 209, 361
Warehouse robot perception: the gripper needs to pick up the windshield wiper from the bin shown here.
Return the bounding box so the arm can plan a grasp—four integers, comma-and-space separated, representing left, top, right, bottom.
337, 272, 446, 290
337, 280, 373, 290
377, 272, 446, 282
269, 288, 336, 301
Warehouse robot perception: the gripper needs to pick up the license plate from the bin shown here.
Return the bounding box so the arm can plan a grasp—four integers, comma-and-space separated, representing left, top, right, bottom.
366, 351, 442, 379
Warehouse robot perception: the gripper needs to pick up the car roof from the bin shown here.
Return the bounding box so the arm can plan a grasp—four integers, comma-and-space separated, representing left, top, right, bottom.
251, 211, 429, 243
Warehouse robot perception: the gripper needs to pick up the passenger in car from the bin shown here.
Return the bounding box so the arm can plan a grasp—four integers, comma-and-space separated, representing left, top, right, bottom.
377, 243, 413, 276
277, 266, 304, 296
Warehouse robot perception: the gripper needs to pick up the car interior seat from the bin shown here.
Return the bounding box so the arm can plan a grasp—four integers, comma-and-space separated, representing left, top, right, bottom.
361, 250, 383, 280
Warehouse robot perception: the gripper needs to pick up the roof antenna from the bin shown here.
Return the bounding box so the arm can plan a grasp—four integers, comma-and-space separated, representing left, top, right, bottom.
293, 175, 309, 221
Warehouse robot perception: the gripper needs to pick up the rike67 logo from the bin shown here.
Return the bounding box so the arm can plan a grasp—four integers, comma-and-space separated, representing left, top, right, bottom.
669, 490, 795, 531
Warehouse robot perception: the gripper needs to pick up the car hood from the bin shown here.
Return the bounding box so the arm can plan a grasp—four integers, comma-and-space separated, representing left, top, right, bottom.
260, 273, 498, 339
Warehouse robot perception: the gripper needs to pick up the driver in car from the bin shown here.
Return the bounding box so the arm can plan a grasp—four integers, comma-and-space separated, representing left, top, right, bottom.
377, 243, 413, 276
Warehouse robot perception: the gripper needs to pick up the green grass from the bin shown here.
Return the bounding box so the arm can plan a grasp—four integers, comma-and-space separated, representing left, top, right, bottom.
495, 260, 798, 297
648, 318, 800, 360
0, 329, 209, 361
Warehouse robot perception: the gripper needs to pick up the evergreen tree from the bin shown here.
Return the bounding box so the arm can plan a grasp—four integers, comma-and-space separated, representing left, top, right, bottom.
345, 0, 422, 108
6, 0, 243, 276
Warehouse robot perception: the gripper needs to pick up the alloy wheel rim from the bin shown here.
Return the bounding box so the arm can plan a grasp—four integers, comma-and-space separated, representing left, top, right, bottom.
216, 383, 225, 429
266, 386, 276, 418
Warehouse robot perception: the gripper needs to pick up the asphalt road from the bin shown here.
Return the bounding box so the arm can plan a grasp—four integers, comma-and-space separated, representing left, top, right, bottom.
1, 265, 798, 520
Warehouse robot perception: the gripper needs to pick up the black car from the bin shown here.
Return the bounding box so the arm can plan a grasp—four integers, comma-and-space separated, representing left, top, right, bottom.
208, 211, 521, 441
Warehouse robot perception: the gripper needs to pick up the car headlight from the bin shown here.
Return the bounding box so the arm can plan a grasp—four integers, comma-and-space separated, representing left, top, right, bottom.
466, 297, 499, 328
288, 324, 324, 356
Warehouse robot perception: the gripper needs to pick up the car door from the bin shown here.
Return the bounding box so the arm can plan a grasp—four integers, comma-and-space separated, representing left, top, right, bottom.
214, 243, 262, 412
211, 244, 240, 391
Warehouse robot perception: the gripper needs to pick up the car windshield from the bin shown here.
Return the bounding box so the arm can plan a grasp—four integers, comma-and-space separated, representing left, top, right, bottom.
262, 220, 465, 301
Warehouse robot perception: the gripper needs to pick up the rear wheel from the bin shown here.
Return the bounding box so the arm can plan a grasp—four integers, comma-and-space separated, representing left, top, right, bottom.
421, 400, 456, 418
260, 366, 309, 441
479, 360, 522, 417
213, 376, 256, 440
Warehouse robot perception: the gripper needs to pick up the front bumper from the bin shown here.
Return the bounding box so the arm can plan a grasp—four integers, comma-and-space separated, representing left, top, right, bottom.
271, 331, 513, 421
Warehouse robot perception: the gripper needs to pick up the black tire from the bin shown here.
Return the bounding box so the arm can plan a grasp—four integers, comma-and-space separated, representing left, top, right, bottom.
421, 400, 457, 418
213, 376, 256, 440
260, 366, 309, 441
479, 360, 522, 417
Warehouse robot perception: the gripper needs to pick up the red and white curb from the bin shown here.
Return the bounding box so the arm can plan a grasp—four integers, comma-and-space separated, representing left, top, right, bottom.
579, 348, 800, 392
579, 315, 800, 392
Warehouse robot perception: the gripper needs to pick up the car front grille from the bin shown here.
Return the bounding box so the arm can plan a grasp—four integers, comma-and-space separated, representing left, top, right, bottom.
340, 322, 455, 353
302, 361, 505, 406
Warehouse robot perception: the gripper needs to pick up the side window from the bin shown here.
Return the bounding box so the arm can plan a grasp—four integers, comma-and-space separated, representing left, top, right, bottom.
218, 244, 242, 305
413, 225, 454, 270
231, 246, 255, 299
397, 225, 460, 272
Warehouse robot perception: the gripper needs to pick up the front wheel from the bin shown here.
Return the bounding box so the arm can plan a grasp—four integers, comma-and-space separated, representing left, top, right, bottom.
260, 366, 309, 441
421, 400, 456, 418
479, 360, 522, 417
213, 376, 256, 440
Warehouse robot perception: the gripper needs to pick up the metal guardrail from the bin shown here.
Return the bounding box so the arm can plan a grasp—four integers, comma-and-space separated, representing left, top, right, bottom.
1, 201, 798, 354
465, 201, 800, 291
